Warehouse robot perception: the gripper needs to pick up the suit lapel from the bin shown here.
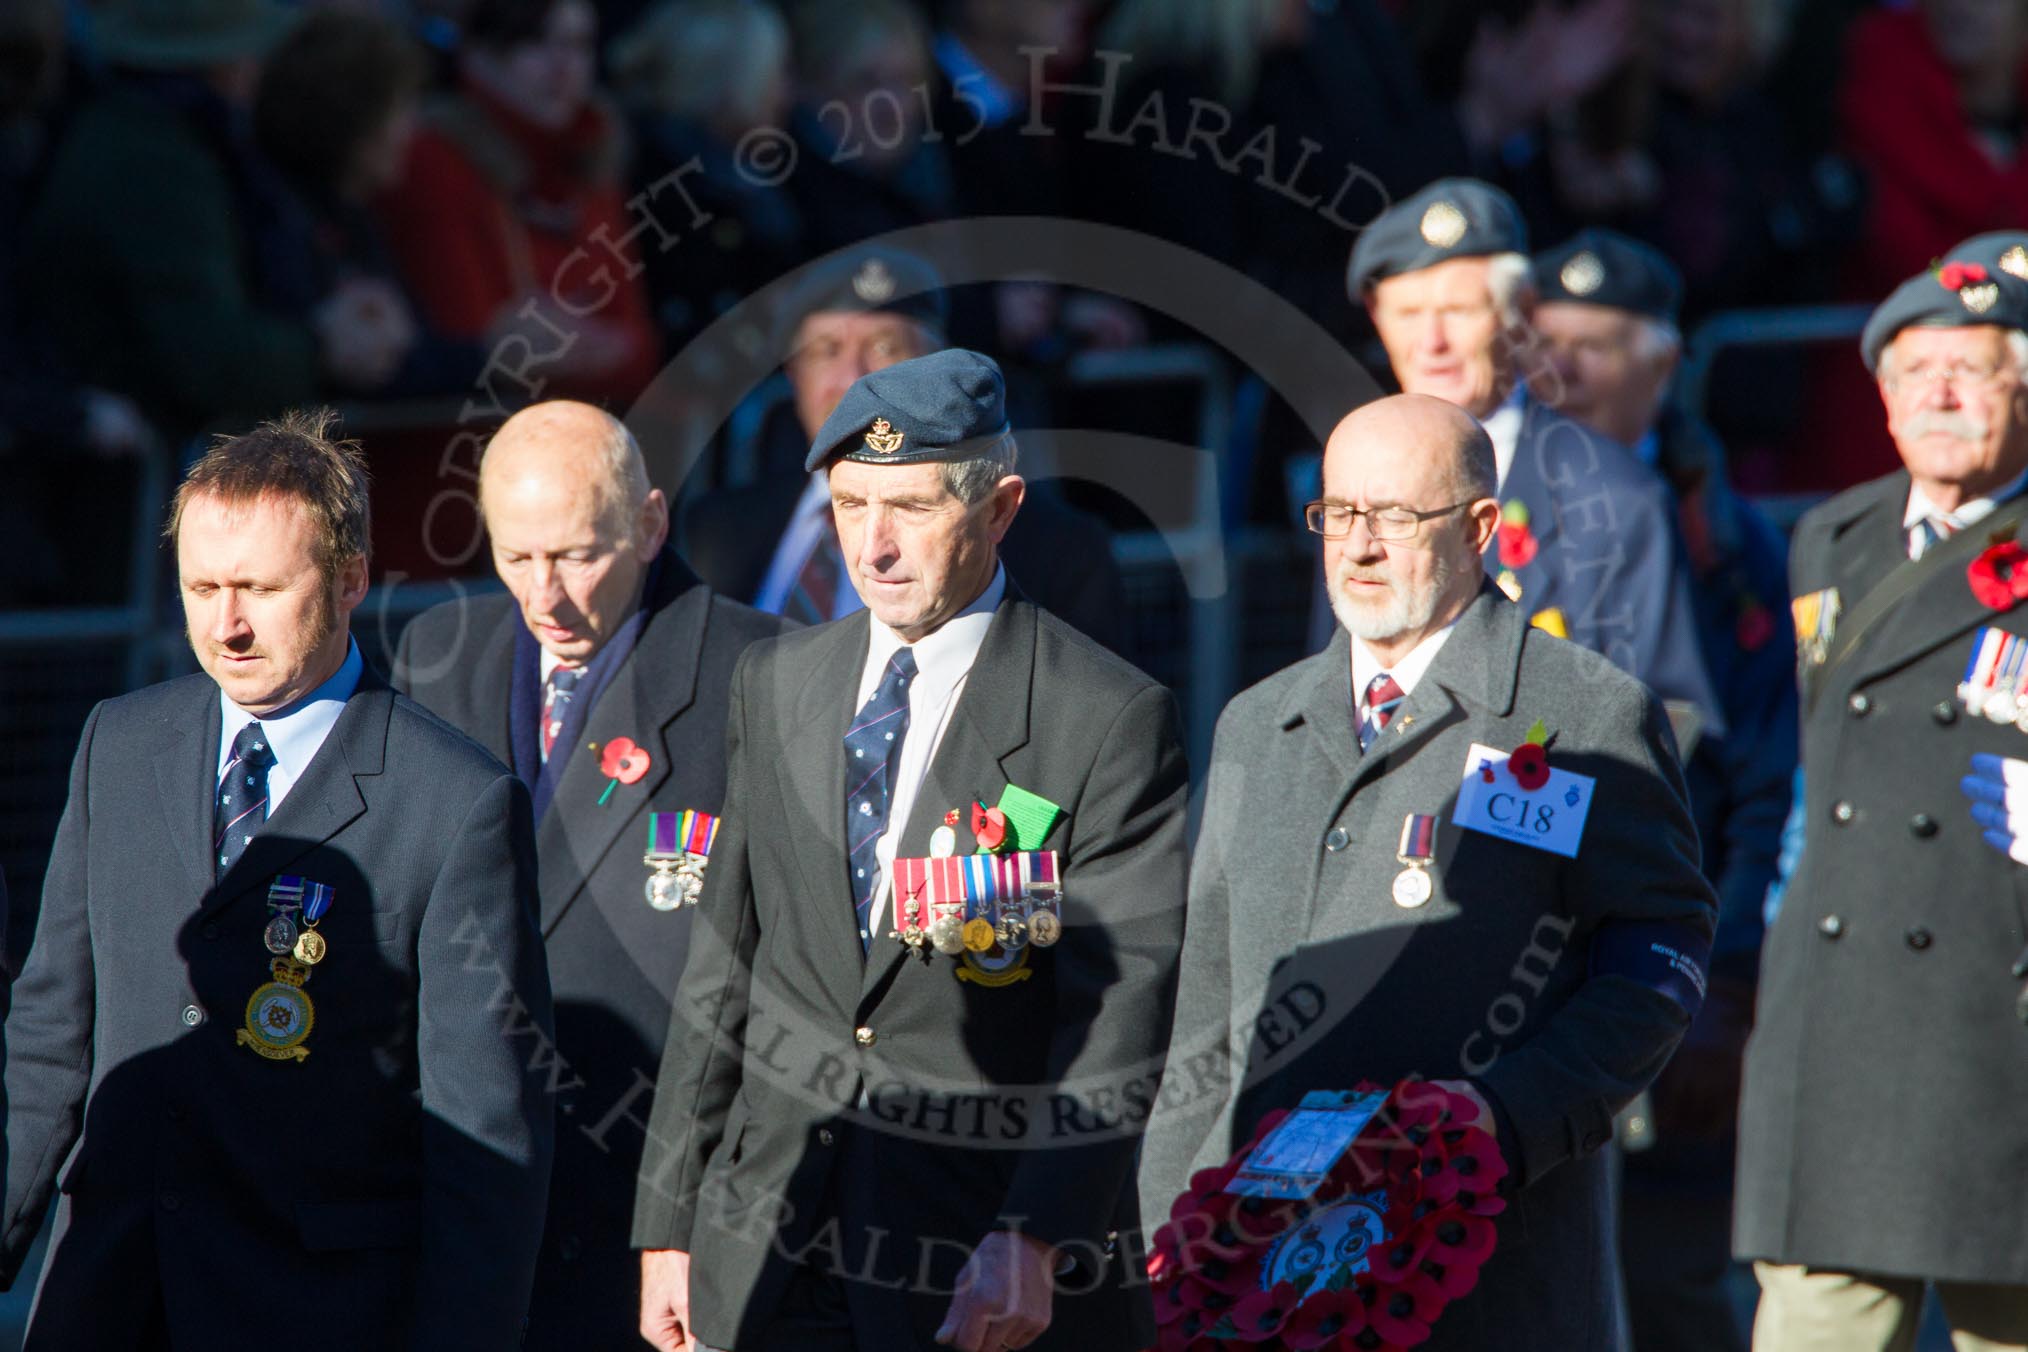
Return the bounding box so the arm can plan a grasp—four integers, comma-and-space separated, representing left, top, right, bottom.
1850, 489, 2028, 691
201, 681, 384, 917
536, 581, 708, 932
779, 616, 876, 997
1287, 591, 1523, 940
154, 682, 223, 902
858, 597, 1035, 1002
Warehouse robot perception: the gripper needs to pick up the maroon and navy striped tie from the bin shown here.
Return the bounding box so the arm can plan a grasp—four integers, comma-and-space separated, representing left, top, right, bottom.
1361, 673, 1405, 750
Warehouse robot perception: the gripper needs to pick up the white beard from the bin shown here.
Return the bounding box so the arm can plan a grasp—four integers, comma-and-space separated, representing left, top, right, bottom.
1328, 548, 1453, 645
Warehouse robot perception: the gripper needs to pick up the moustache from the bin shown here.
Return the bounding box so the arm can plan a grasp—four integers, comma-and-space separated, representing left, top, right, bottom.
1901, 410, 1990, 441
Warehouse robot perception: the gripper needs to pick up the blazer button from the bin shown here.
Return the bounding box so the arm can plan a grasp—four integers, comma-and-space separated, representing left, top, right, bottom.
1933, 700, 1960, 725
200, 923, 219, 942
818, 1128, 835, 1147
1905, 927, 1933, 951
1831, 801, 1855, 825
1910, 813, 1938, 838
158, 1191, 181, 1212
180, 1005, 204, 1028
1848, 693, 1872, 716
1324, 827, 1350, 852
854, 1026, 876, 1048
1817, 915, 1844, 939
559, 1235, 583, 1262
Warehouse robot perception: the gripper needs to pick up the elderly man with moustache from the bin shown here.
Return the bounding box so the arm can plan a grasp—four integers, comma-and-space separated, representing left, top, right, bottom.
634, 348, 1187, 1352
1349, 178, 1719, 739
1, 410, 552, 1350
390, 400, 784, 1351
1529, 227, 1797, 1352
1734, 256, 2028, 1351
1142, 393, 1716, 1352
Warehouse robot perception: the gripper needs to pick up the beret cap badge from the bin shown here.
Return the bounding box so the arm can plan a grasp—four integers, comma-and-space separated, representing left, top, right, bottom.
852, 258, 896, 303
1964, 282, 2002, 315
864, 417, 905, 454
1419, 200, 1468, 249
2003, 246, 2028, 281
1559, 251, 1606, 297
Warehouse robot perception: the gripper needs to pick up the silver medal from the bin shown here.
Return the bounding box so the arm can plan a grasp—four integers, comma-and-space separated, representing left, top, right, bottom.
263, 913, 298, 954
1391, 867, 1433, 909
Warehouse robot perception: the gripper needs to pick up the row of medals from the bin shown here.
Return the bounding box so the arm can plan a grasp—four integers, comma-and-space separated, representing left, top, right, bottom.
893, 820, 1061, 955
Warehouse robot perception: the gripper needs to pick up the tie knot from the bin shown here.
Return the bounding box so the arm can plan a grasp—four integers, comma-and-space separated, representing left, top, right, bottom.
548, 663, 585, 692
231, 721, 273, 768
1365, 673, 1405, 710
884, 648, 918, 691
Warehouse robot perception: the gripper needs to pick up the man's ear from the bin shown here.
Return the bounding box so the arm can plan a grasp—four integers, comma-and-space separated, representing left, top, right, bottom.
334, 553, 370, 616
985, 475, 1026, 545
1466, 497, 1501, 556
638, 488, 670, 560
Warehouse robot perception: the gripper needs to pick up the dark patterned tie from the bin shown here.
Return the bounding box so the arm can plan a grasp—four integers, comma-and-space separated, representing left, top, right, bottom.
844, 648, 917, 952
1361, 672, 1405, 750
541, 664, 585, 763
215, 722, 275, 878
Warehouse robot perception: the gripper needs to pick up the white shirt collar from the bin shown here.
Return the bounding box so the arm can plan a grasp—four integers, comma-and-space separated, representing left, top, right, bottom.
217, 638, 363, 813
859, 565, 1007, 709
1479, 384, 1527, 491
1903, 466, 2028, 534
1350, 620, 1458, 707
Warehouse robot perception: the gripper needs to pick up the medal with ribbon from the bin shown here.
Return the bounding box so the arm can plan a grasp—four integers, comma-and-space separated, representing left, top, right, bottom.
889, 850, 1063, 977
1393, 814, 1437, 909
643, 809, 718, 911
237, 875, 333, 1062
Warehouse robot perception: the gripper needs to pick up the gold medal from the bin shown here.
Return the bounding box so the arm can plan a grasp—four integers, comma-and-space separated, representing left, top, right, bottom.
961, 917, 995, 953
293, 929, 327, 965
236, 958, 314, 1062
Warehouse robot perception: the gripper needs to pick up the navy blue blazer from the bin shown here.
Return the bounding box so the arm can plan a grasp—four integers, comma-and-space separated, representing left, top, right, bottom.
392, 551, 788, 1351
0, 669, 554, 1351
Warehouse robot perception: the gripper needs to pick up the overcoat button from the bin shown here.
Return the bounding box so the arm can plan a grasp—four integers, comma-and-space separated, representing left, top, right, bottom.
1905, 927, 1933, 951
1324, 828, 1350, 852
560, 1236, 582, 1262
180, 1005, 204, 1028
1831, 801, 1855, 824
1910, 813, 1938, 838
159, 1192, 181, 1212
1817, 915, 1844, 939
818, 1128, 835, 1147
1933, 701, 1959, 725
1848, 693, 1872, 715
854, 1026, 876, 1048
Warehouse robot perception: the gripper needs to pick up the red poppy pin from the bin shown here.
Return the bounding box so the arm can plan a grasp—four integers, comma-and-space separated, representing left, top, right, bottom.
1970, 541, 2028, 611
1508, 719, 1552, 791
1496, 500, 1538, 570
596, 736, 652, 804
1937, 261, 1990, 291
970, 800, 1010, 852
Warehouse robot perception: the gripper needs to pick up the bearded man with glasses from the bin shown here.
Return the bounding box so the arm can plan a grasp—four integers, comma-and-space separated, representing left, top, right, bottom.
1142, 393, 1717, 1352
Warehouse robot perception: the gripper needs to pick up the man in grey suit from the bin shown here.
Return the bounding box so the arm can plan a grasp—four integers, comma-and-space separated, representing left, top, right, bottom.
1141, 394, 1716, 1351
391, 400, 786, 1350
633, 348, 1188, 1352
0, 410, 554, 1350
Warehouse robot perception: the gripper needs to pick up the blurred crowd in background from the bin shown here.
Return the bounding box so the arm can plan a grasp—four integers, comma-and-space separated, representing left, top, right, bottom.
3, 0, 2024, 612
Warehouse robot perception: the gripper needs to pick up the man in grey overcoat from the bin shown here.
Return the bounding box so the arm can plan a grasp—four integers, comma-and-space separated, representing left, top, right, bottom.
1140, 393, 1717, 1352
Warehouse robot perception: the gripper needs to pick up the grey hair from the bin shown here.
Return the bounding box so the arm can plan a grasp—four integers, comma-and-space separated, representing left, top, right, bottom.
598, 421, 653, 540
1452, 421, 1498, 505
1484, 252, 1534, 329
940, 432, 1020, 505
1635, 317, 1683, 365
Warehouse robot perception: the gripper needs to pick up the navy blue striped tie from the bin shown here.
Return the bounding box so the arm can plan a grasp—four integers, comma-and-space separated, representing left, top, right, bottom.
215, 722, 274, 878
844, 649, 916, 952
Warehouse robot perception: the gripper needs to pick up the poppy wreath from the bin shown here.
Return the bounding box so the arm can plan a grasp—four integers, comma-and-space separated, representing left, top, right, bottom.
1969, 541, 2028, 611
1148, 1080, 1507, 1351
